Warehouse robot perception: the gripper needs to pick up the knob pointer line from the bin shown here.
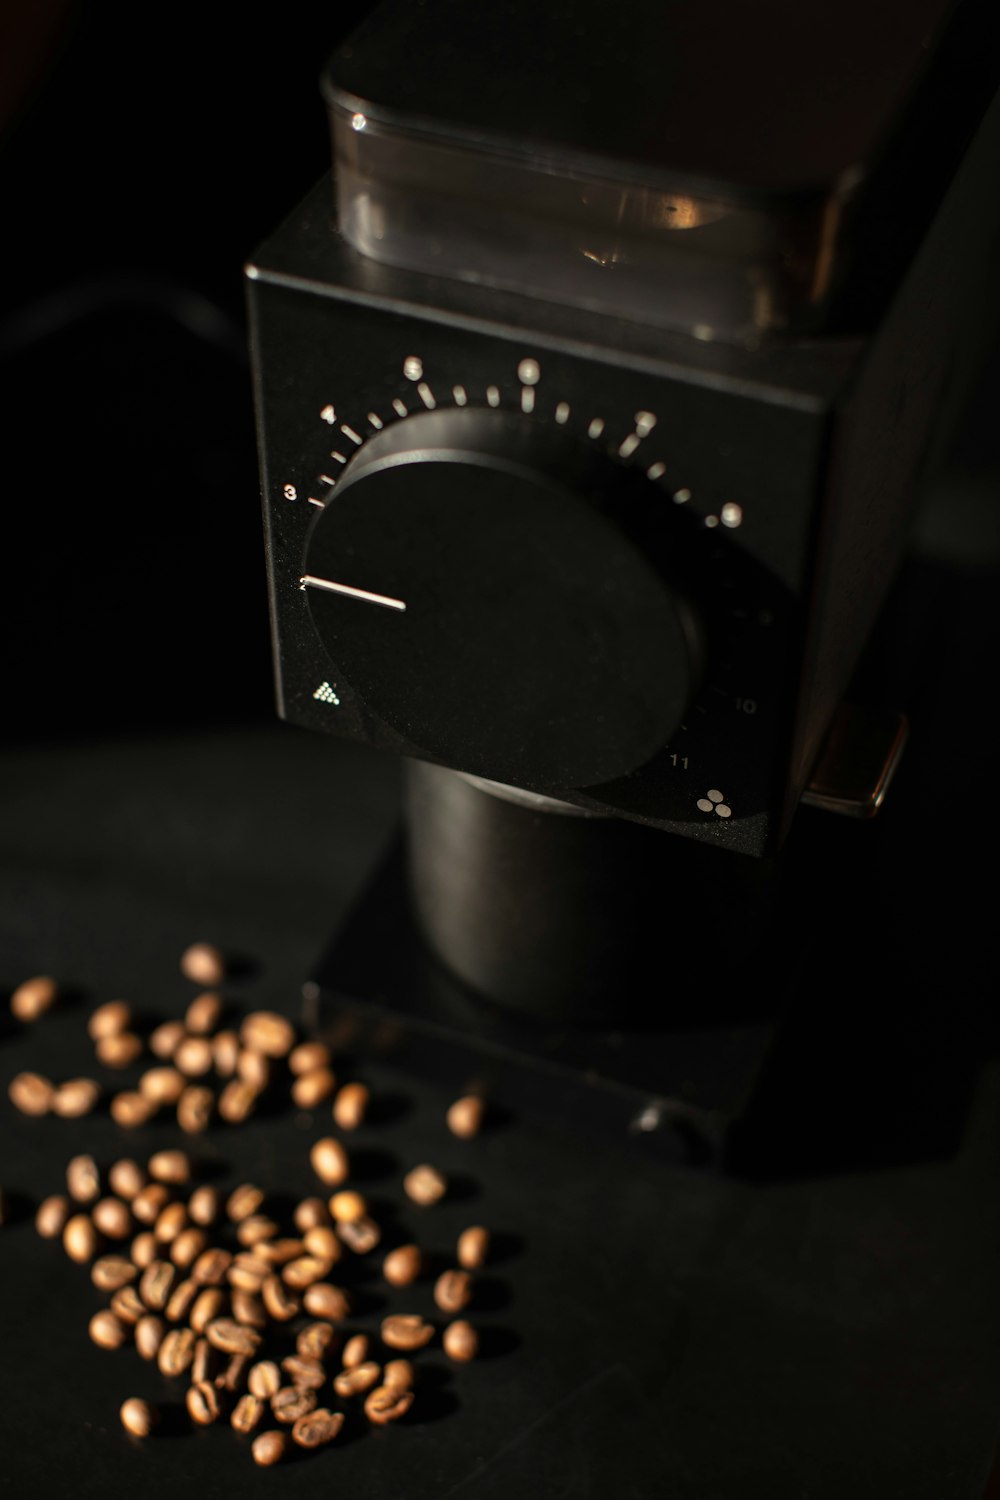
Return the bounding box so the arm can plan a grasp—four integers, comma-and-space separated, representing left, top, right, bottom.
299, 574, 407, 612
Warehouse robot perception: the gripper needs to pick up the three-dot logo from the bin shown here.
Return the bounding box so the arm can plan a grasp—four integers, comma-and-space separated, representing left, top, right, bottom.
697, 789, 731, 818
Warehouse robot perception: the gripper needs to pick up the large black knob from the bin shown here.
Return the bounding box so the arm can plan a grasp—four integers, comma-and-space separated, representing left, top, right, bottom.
303, 409, 701, 790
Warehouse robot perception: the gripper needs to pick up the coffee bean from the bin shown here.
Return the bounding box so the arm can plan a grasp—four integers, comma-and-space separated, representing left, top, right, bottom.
177, 1085, 213, 1134
446, 1094, 486, 1139
442, 1319, 478, 1362
236, 1215, 278, 1248
240, 1011, 295, 1058
236, 1050, 271, 1092
258, 1237, 308, 1267
52, 1078, 102, 1118
289, 1041, 332, 1076
302, 1226, 342, 1263
158, 1326, 196, 1377
262, 1275, 301, 1322
134, 1314, 167, 1361
457, 1225, 490, 1270
108, 1159, 146, 1200
247, 1361, 282, 1399
191, 1338, 216, 1384
212, 1030, 241, 1077
434, 1268, 473, 1314
138, 1067, 185, 1106
217, 1079, 259, 1124
185, 991, 223, 1035
228, 1253, 271, 1292
180, 942, 227, 987
110, 1286, 146, 1325
88, 1000, 131, 1040
186, 1380, 222, 1426
282, 1355, 326, 1390
8, 1071, 53, 1115
120, 1397, 158, 1437
403, 1164, 447, 1206
332, 1081, 369, 1131
364, 1385, 414, 1425
164, 1277, 198, 1323
154, 1202, 188, 1242
139, 1259, 176, 1311
298, 1322, 338, 1360
342, 1334, 369, 1370
205, 1317, 262, 1356
110, 1091, 155, 1127
92, 1198, 131, 1240
309, 1138, 349, 1187
382, 1244, 423, 1287
187, 1186, 220, 1227
333, 1362, 381, 1398
171, 1227, 208, 1269
329, 1190, 366, 1224
149, 1020, 185, 1060
291, 1408, 344, 1448
226, 1183, 264, 1222
192, 1247, 232, 1285
92, 1255, 137, 1291
337, 1216, 381, 1256
132, 1183, 170, 1224
271, 1386, 317, 1424
63, 1214, 98, 1263
381, 1315, 435, 1351
231, 1394, 265, 1434
130, 1231, 157, 1269
251, 1431, 288, 1466
10, 975, 58, 1023
90, 1309, 129, 1350
174, 1036, 214, 1079
301, 1283, 349, 1322
96, 1033, 143, 1070
148, 1149, 192, 1186
231, 1289, 267, 1329
217, 1353, 250, 1393
282, 1255, 331, 1290
292, 1068, 337, 1110
383, 1359, 415, 1393
35, 1195, 71, 1239
293, 1197, 330, 1232
190, 1288, 226, 1333
66, 1155, 101, 1204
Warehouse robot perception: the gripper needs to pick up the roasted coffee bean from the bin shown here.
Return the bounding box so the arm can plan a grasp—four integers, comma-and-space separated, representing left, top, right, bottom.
149, 1020, 185, 1060
148, 1149, 192, 1186
111, 1286, 146, 1325
191, 1337, 216, 1384
231, 1393, 265, 1434
434, 1268, 473, 1314
258, 1238, 307, 1267
289, 1041, 332, 1076
67, 1155, 101, 1204
212, 1030, 240, 1077
282, 1255, 331, 1290
382, 1244, 423, 1287
36, 1195, 71, 1239
341, 1334, 369, 1369
282, 1355, 326, 1390
337, 1216, 381, 1256
292, 1408, 344, 1449
134, 1314, 167, 1361
88, 999, 131, 1040
309, 1138, 349, 1187
89, 1309, 129, 1349
180, 941, 226, 987
403, 1164, 447, 1206
192, 1246, 232, 1285
187, 1185, 220, 1227
298, 1322, 337, 1360
165, 1277, 198, 1323
190, 1287, 227, 1333
177, 1085, 213, 1134
217, 1079, 259, 1124
174, 1036, 214, 1079
139, 1260, 176, 1311
131, 1231, 157, 1269
446, 1094, 486, 1138
229, 1253, 271, 1292
302, 1283, 349, 1322
291, 1068, 337, 1111
154, 1202, 189, 1243
236, 1050, 271, 1092
8, 1071, 53, 1115
108, 1159, 146, 1200
185, 991, 223, 1035
172, 1227, 208, 1269
217, 1353, 250, 1393
236, 1214, 278, 1248
252, 1431, 288, 1466
294, 1197, 330, 1232
240, 1010, 295, 1058
158, 1326, 196, 1377
272, 1386, 316, 1424
52, 1078, 102, 1118
381, 1314, 435, 1351
63, 1214, 98, 1263
457, 1226, 490, 1270
92, 1197, 131, 1240
247, 1360, 282, 1399
96, 1033, 143, 1069
227, 1184, 264, 1222
329, 1190, 366, 1224
383, 1359, 415, 1393
120, 1397, 158, 1437
138, 1067, 185, 1106
132, 1183, 170, 1225
442, 1319, 478, 1362
110, 1090, 155, 1128
302, 1226, 342, 1263
364, 1385, 414, 1425
231, 1289, 267, 1329
92, 1255, 137, 1291
332, 1081, 369, 1131
10, 975, 58, 1022
206, 1317, 261, 1356
262, 1275, 301, 1322
333, 1362, 381, 1398
187, 1380, 222, 1426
